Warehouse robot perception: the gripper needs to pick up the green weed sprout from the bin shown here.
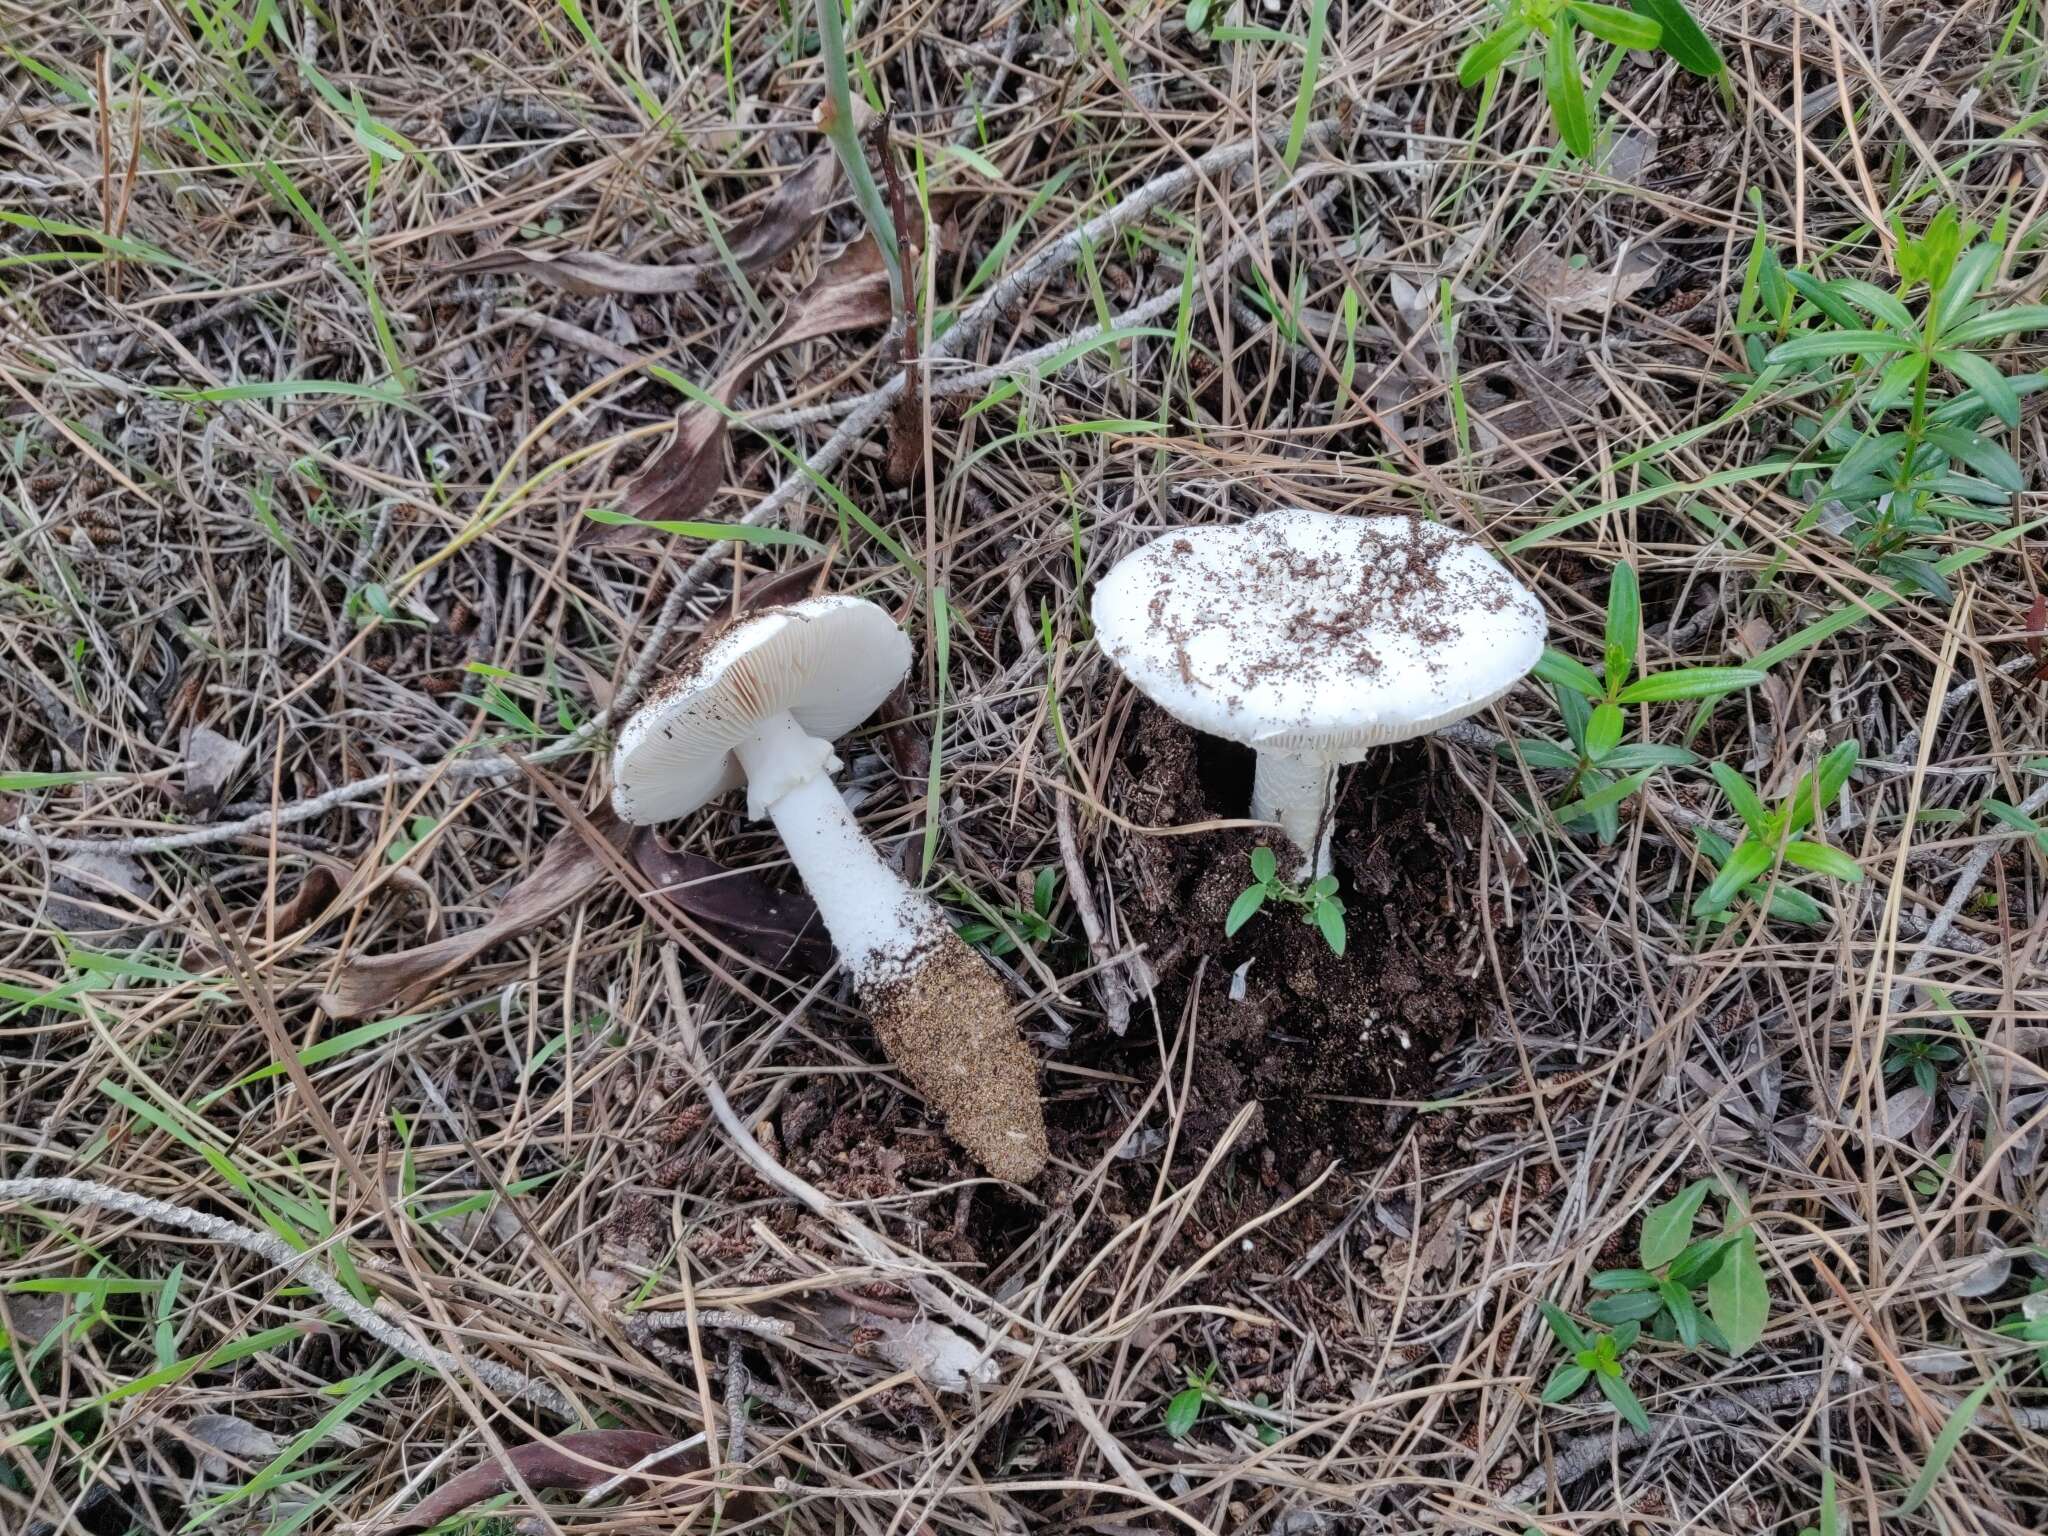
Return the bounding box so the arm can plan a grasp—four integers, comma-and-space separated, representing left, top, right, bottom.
1458, 0, 1722, 160
1694, 742, 1864, 925
1522, 561, 1765, 842
1538, 1303, 1649, 1431
1583, 1178, 1772, 1355
1226, 846, 1346, 957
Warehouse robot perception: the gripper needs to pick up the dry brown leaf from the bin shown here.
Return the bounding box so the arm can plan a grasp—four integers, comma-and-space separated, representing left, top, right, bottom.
582, 232, 903, 550
384, 1430, 718, 1535
321, 808, 831, 1018
629, 833, 831, 974
452, 138, 844, 297
178, 726, 250, 813
321, 819, 610, 1018
1521, 243, 1663, 315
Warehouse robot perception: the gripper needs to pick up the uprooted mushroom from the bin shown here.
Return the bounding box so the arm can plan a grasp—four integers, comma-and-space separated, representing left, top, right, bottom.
611, 595, 1048, 1182
1092, 509, 1546, 880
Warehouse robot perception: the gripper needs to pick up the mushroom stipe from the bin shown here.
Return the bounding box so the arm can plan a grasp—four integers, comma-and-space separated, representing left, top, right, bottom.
610, 595, 1049, 1182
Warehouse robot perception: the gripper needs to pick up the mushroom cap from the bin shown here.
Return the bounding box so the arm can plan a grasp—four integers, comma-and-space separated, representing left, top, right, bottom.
1090, 509, 1545, 756
612, 595, 911, 824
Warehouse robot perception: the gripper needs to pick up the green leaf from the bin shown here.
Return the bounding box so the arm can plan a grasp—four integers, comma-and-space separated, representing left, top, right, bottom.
1816, 1465, 1839, 1536
1603, 561, 1640, 692
1589, 1268, 1659, 1291
0, 770, 103, 791
1710, 762, 1771, 838
1539, 1301, 1588, 1353
1783, 741, 1859, 836
1641, 1178, 1712, 1268
1764, 330, 1914, 364
1626, 0, 1722, 75
1543, 15, 1594, 159
1616, 667, 1766, 704
1938, 348, 2021, 427
1829, 278, 1917, 331
1984, 798, 2048, 851
1706, 1229, 1769, 1356
1934, 244, 2001, 322
1224, 885, 1268, 937
1602, 743, 1699, 771
1250, 846, 1279, 883
1584, 703, 1625, 762
1569, 3, 1660, 52
1784, 270, 1864, 330
1867, 352, 1929, 416
1782, 840, 1864, 883
1588, 1290, 1665, 1325
581, 507, 822, 550
1940, 305, 2048, 346
1665, 1234, 1736, 1287
1923, 426, 2024, 491
1313, 899, 1347, 956
1595, 1370, 1652, 1432
1894, 1372, 1999, 1516
1552, 770, 1652, 826
1164, 1384, 1205, 1439
1508, 739, 1582, 771
1660, 1281, 1704, 1349
1542, 1362, 1591, 1402
1693, 838, 1775, 917
1457, 19, 1529, 87
1609, 1319, 1641, 1354
1535, 647, 1605, 697
1033, 866, 1059, 916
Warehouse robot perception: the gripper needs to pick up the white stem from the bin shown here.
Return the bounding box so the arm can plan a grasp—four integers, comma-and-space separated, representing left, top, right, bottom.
1251, 749, 1340, 882
734, 712, 940, 977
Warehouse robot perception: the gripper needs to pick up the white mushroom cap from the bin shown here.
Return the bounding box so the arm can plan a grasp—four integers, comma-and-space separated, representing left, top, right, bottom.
612, 595, 911, 824
1090, 510, 1545, 756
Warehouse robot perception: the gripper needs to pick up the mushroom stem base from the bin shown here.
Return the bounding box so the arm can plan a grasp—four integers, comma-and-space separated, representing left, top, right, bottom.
1251, 750, 1339, 882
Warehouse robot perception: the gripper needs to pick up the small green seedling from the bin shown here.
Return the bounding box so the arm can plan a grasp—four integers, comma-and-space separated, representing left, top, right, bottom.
1164, 1361, 1217, 1438
1523, 561, 1765, 842
1694, 742, 1864, 925
957, 867, 1062, 957
1584, 1178, 1771, 1355
1226, 846, 1346, 956
1458, 0, 1722, 160
1884, 1029, 1962, 1098
1163, 1362, 1284, 1445
1993, 1271, 2048, 1369
1538, 1302, 1649, 1432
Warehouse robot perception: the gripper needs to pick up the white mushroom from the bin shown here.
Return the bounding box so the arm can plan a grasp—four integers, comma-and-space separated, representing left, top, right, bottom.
612, 595, 1047, 1181
1091, 510, 1545, 881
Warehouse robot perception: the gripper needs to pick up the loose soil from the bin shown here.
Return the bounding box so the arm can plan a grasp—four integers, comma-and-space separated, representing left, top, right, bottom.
754, 702, 1525, 1294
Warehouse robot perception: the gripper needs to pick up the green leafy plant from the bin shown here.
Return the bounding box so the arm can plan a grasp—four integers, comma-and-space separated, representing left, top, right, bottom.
1164, 1361, 1217, 1439
1225, 846, 1346, 956
957, 867, 1062, 957
1522, 561, 1765, 842
1537, 1302, 1649, 1432
1993, 1272, 2048, 1369
1694, 742, 1864, 925
1457, 0, 1722, 159
1884, 1027, 1963, 1098
1585, 1178, 1772, 1355
1162, 1362, 1286, 1445
1752, 207, 2048, 601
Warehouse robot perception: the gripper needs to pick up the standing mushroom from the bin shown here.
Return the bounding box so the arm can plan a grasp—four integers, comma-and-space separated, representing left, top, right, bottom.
611, 595, 1048, 1182
1091, 509, 1545, 880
